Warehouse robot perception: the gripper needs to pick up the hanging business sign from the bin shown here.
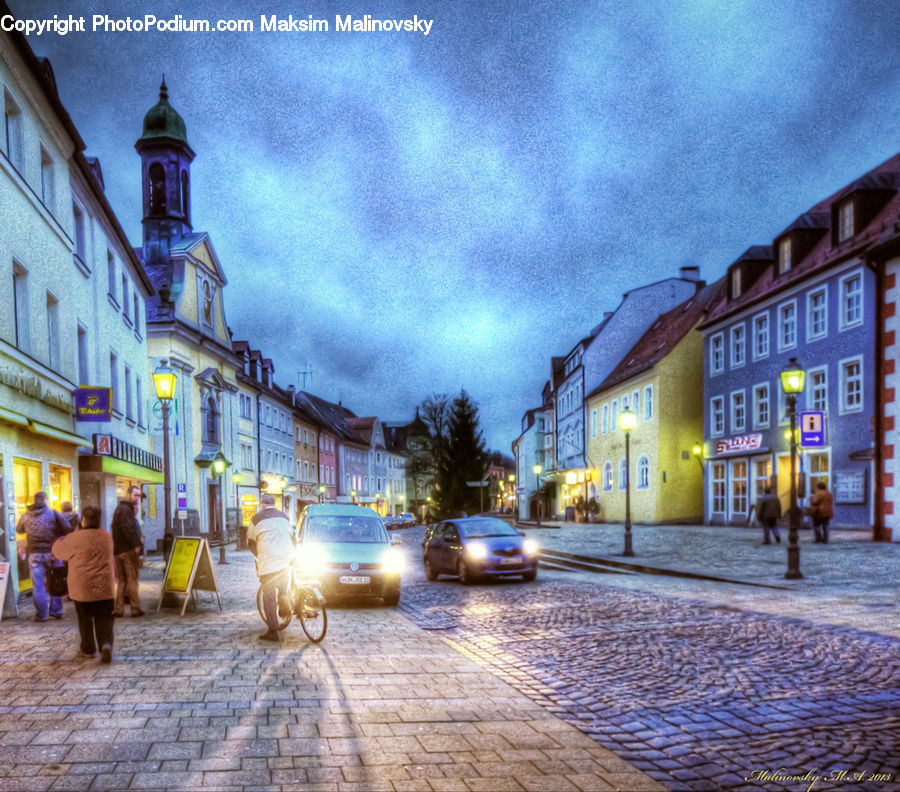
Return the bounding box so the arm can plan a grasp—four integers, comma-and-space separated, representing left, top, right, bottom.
74, 387, 112, 422
157, 537, 222, 615
715, 433, 763, 456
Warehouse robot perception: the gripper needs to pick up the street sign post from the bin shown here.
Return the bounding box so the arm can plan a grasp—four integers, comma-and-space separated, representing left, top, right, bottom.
800, 411, 825, 447
466, 480, 489, 514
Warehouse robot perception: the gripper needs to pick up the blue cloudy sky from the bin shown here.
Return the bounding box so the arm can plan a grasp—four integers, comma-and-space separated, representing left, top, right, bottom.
12, 0, 900, 450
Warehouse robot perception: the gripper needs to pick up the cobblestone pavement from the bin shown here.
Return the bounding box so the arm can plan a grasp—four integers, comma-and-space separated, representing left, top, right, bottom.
400, 558, 900, 792
0, 550, 661, 792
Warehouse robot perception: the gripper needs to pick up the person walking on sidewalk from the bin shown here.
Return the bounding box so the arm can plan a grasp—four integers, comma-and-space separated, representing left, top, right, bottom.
111, 486, 144, 617
810, 482, 834, 544
52, 506, 115, 663
16, 492, 72, 621
756, 487, 782, 545
60, 501, 81, 532
248, 493, 294, 642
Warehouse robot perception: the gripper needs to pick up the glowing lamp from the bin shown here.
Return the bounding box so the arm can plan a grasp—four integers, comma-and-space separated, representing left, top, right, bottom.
152, 360, 176, 401
618, 408, 637, 432
780, 358, 806, 394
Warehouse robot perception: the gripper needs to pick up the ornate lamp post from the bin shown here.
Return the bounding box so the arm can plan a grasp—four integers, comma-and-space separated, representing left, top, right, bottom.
618, 407, 637, 557
211, 455, 228, 565
152, 360, 176, 561
780, 357, 806, 580
533, 464, 542, 525
350, 489, 357, 505
318, 484, 326, 503
508, 473, 516, 515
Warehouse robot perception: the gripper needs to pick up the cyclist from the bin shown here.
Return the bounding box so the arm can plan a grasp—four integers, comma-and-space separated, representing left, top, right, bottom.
248, 493, 293, 642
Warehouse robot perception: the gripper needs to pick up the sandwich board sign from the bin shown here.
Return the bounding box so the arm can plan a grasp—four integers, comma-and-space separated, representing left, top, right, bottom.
158, 537, 222, 616
0, 562, 10, 622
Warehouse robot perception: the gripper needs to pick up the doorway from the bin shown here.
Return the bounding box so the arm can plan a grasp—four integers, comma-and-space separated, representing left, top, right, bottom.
207, 482, 221, 543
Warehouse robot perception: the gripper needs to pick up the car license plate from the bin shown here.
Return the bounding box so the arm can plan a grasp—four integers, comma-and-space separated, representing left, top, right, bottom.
500, 556, 522, 565
338, 575, 370, 585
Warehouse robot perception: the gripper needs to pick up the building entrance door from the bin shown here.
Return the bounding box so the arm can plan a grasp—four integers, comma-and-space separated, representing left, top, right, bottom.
207, 482, 221, 543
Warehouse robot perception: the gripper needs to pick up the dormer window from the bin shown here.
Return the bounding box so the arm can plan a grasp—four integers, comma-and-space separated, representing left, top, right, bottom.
731, 267, 742, 299
838, 200, 854, 242
778, 237, 792, 274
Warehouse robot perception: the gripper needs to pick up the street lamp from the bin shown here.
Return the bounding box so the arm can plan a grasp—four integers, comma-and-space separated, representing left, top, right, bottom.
318, 484, 326, 503
780, 357, 806, 580
618, 407, 637, 557
152, 360, 176, 561
533, 464, 542, 526
211, 453, 229, 565
350, 489, 357, 505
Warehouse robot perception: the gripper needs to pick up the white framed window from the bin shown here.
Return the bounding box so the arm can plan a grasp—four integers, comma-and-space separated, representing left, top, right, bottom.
837, 201, 854, 242
610, 399, 618, 431
601, 404, 609, 434
711, 396, 725, 437
73, 201, 88, 264
778, 300, 797, 351
730, 324, 746, 368
807, 286, 828, 341
753, 383, 769, 429
303, 461, 309, 482
711, 462, 726, 514
109, 351, 119, 412
618, 458, 628, 490
40, 146, 55, 211
622, 393, 630, 412
77, 323, 89, 384
778, 236, 792, 274
124, 365, 132, 420
46, 292, 59, 370
3, 89, 24, 172
807, 366, 828, 412
107, 251, 116, 303
644, 385, 653, 421
731, 459, 748, 517
637, 456, 650, 490
752, 313, 769, 360
730, 390, 746, 433
710, 333, 724, 375
590, 408, 598, 438
839, 355, 863, 414
632, 390, 640, 418
603, 462, 613, 492
839, 270, 863, 330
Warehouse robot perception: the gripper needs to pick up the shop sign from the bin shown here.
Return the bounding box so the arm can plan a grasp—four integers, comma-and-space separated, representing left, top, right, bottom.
93, 434, 163, 473
75, 387, 112, 422
0, 364, 74, 415
715, 433, 763, 455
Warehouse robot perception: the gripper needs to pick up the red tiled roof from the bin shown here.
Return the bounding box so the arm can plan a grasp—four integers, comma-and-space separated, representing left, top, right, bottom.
702, 151, 900, 328
590, 277, 726, 397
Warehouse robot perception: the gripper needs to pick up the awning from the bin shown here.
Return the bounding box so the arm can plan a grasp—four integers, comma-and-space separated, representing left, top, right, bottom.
0, 406, 29, 427
28, 421, 92, 448
77, 454, 165, 483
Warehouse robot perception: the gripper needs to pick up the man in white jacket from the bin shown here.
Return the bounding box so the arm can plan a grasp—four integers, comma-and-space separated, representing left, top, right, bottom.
247, 493, 294, 641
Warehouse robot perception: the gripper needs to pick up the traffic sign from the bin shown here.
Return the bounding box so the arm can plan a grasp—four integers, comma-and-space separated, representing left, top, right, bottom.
800, 411, 825, 447
466, 480, 488, 487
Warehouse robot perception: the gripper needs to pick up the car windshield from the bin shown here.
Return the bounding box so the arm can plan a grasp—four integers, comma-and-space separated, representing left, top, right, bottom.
304, 516, 388, 543
458, 520, 518, 539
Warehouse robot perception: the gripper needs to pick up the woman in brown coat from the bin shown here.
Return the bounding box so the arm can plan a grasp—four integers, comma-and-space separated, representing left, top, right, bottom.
51, 506, 116, 662
810, 481, 835, 544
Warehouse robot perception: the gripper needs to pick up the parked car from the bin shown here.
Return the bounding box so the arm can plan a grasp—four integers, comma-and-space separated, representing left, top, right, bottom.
382, 513, 396, 529
398, 512, 416, 528
421, 516, 538, 584
295, 504, 404, 605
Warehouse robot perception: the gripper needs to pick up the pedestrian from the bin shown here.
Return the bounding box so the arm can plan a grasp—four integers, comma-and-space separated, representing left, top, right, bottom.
248, 493, 294, 642
756, 487, 782, 545
60, 501, 81, 532
111, 485, 145, 617
15, 492, 72, 621
51, 506, 115, 662
810, 481, 835, 544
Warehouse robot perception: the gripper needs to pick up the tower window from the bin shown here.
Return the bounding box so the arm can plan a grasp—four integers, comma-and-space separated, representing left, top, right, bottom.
181, 170, 190, 224
149, 162, 167, 214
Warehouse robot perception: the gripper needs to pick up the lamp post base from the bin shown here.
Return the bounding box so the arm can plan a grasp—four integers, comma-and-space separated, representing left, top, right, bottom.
784, 545, 803, 579
623, 530, 634, 557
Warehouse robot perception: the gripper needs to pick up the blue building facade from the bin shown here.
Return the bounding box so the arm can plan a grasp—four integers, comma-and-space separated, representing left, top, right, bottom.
700, 154, 900, 528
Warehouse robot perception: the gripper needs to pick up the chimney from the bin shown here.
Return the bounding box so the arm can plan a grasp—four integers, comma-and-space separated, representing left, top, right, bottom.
287, 384, 295, 405
680, 266, 700, 282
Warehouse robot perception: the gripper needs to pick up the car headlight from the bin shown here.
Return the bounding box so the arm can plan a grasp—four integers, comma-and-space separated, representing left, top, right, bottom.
466, 541, 488, 560
523, 539, 538, 555
382, 547, 404, 575
295, 544, 328, 576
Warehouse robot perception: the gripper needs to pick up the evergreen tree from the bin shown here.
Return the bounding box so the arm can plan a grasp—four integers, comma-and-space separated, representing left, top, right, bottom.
435, 389, 489, 517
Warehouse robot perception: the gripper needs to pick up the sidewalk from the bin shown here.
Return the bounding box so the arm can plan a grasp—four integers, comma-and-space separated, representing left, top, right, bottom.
521, 520, 900, 637
0, 550, 663, 792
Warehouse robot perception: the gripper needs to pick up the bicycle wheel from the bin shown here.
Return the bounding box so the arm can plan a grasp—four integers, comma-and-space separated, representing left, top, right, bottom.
297, 589, 327, 643
257, 584, 292, 631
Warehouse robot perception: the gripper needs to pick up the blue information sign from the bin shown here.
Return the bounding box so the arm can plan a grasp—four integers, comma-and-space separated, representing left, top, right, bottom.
800, 411, 825, 447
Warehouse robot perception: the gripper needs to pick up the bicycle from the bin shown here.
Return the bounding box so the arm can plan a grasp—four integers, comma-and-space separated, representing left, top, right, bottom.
256, 566, 327, 643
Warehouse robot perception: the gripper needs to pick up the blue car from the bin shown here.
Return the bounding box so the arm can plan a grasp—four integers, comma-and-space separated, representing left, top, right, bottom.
421, 516, 538, 584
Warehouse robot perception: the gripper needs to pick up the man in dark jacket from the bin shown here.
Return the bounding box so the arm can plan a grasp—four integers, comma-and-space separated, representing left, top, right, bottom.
111, 486, 144, 617
756, 487, 782, 545
16, 492, 71, 621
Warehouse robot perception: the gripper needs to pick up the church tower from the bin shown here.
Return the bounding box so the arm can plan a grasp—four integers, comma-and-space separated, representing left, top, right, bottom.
135, 78, 195, 294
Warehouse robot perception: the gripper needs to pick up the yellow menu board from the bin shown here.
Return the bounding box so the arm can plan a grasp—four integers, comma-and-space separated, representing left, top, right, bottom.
158, 537, 222, 615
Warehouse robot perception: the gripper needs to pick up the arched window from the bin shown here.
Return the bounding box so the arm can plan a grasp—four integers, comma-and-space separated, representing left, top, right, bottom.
149, 162, 166, 215
181, 170, 190, 224
618, 458, 628, 490
603, 462, 613, 492
202, 393, 220, 446
637, 456, 650, 489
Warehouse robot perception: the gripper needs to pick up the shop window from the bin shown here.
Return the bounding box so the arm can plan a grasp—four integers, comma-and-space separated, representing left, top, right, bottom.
13, 457, 41, 593
754, 459, 772, 498
711, 462, 726, 514
731, 460, 748, 518
808, 453, 829, 492
47, 464, 71, 511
